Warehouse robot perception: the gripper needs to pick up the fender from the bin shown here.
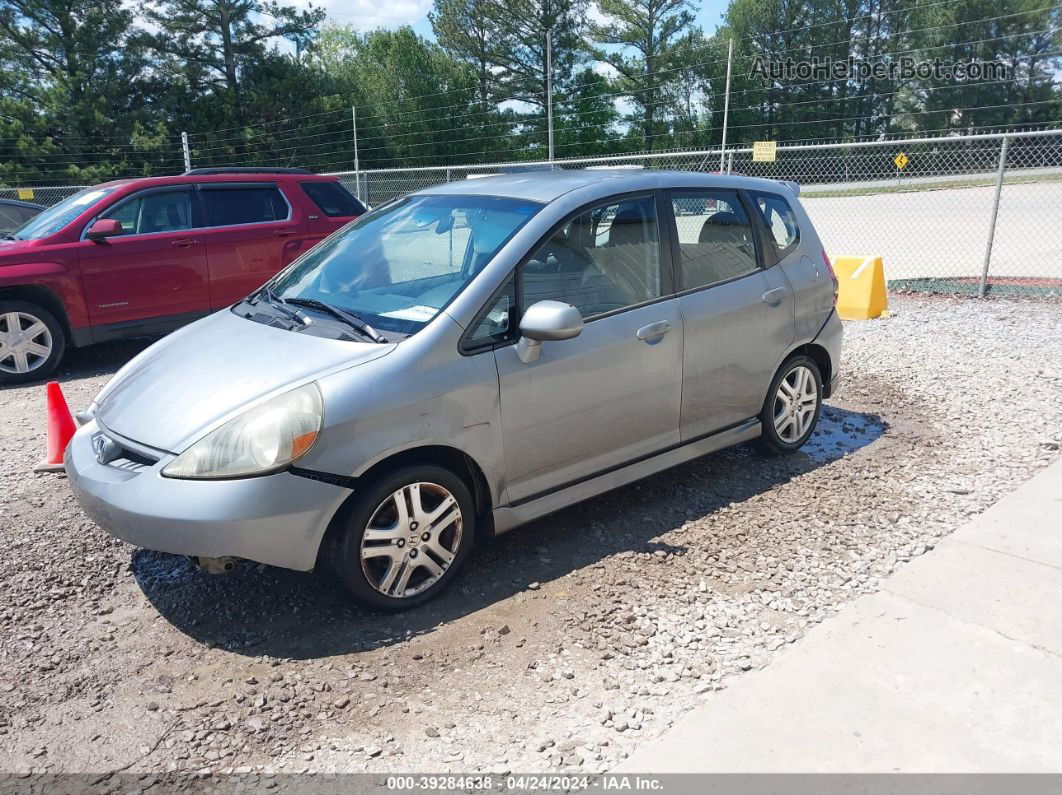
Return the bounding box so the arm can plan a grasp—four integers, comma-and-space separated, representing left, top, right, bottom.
0, 261, 90, 340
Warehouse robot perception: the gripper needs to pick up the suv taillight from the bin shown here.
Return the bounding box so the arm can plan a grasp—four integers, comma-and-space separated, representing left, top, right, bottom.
822, 249, 838, 305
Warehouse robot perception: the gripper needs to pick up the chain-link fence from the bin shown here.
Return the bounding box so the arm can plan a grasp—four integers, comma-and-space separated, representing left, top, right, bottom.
5, 130, 1059, 297
0, 185, 87, 208
331, 129, 1062, 297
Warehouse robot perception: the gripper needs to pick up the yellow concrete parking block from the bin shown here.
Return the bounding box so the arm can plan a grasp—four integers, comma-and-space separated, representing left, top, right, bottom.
833, 255, 888, 320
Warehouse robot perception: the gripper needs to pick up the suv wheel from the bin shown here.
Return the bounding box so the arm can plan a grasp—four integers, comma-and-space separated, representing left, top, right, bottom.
0, 301, 65, 385
323, 464, 476, 610
756, 355, 822, 454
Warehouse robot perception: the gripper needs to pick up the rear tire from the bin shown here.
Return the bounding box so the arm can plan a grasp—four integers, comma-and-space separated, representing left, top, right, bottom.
0, 300, 65, 385
756, 355, 822, 455
322, 464, 476, 611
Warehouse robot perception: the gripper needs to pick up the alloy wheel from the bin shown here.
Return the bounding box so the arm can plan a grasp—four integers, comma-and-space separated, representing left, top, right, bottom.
360, 482, 463, 599
773, 364, 818, 443
0, 311, 53, 375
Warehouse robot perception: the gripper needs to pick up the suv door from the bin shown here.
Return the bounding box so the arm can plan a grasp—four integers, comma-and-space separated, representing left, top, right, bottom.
196, 182, 309, 309
668, 189, 795, 440
78, 186, 210, 329
484, 193, 684, 505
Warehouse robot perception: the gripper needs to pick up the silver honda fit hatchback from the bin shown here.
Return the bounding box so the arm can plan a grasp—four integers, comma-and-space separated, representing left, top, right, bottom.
67, 170, 842, 609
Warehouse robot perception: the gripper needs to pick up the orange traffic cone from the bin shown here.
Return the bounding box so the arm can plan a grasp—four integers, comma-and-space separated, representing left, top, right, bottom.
34, 381, 77, 473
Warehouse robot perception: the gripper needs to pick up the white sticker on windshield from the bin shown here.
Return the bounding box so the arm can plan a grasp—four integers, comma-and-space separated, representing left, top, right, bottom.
381, 305, 439, 322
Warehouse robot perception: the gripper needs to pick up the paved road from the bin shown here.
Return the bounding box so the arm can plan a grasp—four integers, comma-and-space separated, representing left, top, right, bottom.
804, 180, 1061, 282
619, 458, 1062, 772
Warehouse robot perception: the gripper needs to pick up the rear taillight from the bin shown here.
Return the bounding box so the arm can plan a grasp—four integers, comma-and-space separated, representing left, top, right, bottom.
822, 249, 838, 305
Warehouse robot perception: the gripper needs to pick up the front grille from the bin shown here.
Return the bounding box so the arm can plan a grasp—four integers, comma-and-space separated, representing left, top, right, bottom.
91, 430, 160, 472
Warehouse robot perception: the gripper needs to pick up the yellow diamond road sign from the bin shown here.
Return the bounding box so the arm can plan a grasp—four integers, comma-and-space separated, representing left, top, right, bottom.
894, 152, 909, 170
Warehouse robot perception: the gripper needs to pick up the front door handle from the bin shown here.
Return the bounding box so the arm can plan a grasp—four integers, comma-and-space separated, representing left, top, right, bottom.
171, 238, 198, 248
273, 228, 298, 237
762, 287, 786, 305
636, 320, 672, 341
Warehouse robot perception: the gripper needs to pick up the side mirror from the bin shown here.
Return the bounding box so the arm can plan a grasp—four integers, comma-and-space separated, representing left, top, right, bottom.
86, 218, 123, 241
516, 300, 583, 364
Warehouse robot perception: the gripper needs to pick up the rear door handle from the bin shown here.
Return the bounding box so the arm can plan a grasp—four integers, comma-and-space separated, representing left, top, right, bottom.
273, 228, 298, 237
762, 287, 786, 305
636, 320, 672, 341
171, 238, 198, 248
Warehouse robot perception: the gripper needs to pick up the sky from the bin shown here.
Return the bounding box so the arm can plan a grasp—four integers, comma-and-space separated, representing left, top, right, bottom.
291, 0, 729, 41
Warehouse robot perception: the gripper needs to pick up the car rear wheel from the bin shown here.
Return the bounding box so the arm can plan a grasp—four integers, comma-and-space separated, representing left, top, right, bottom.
756, 355, 822, 455
0, 301, 65, 385
323, 464, 476, 610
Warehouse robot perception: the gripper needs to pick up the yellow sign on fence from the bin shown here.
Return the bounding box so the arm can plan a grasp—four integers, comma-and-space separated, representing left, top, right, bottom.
752, 141, 777, 162
832, 255, 888, 320
893, 152, 909, 170
17, 188, 34, 201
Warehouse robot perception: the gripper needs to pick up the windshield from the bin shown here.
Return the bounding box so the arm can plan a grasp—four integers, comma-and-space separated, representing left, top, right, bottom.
10, 186, 120, 240
268, 194, 541, 335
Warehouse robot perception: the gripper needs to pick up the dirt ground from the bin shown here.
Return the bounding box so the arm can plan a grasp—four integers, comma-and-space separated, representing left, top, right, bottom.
0, 294, 1059, 781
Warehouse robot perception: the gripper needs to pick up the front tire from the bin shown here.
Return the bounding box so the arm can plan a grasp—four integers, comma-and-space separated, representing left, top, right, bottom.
0, 301, 65, 385
756, 355, 822, 454
323, 464, 476, 611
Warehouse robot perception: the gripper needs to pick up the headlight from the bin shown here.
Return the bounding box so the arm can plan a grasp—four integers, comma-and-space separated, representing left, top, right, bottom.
162, 383, 323, 479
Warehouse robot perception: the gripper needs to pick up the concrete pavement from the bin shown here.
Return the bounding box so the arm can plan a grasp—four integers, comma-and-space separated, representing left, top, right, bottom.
619, 458, 1062, 772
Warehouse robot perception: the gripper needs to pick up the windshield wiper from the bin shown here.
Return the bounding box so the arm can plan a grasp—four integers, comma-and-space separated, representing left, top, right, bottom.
282, 297, 389, 343
0, 234, 17, 241
251, 286, 305, 327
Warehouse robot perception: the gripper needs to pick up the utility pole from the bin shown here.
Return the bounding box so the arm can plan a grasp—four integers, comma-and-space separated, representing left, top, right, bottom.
546, 28, 555, 165
351, 105, 361, 200
719, 38, 733, 172
181, 131, 192, 172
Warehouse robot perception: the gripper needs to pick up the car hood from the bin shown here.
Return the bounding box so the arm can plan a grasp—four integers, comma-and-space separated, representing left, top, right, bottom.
0, 239, 35, 259
97, 309, 395, 452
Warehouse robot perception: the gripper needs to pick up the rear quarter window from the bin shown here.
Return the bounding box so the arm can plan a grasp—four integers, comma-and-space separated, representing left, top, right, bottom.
300, 181, 366, 217
752, 192, 800, 254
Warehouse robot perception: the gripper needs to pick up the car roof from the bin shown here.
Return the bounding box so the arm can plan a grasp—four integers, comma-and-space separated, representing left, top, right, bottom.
412, 169, 798, 203
0, 197, 44, 210
92, 171, 341, 191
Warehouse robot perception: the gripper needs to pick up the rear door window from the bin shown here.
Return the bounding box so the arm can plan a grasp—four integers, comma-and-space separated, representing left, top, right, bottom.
200, 185, 289, 227
670, 190, 759, 290
300, 181, 366, 217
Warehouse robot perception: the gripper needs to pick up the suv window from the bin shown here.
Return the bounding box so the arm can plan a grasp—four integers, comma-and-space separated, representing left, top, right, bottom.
671, 191, 758, 289
201, 185, 289, 227
100, 189, 194, 236
520, 196, 661, 319
0, 203, 40, 235
300, 181, 366, 217
752, 192, 799, 252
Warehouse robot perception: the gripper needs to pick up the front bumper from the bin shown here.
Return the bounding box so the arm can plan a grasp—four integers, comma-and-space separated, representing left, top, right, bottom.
65, 421, 352, 571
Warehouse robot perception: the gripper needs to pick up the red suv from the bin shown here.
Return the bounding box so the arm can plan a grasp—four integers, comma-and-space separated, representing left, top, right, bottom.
0, 167, 366, 384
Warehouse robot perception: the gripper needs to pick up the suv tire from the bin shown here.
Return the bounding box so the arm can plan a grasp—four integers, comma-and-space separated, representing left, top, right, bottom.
0, 300, 65, 385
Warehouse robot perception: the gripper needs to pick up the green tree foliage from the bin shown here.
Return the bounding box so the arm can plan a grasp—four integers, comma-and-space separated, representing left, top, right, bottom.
590, 0, 703, 151
0, 0, 1058, 187
143, 0, 324, 123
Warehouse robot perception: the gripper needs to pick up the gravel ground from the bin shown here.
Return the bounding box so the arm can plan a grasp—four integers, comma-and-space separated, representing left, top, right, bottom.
0, 294, 1059, 781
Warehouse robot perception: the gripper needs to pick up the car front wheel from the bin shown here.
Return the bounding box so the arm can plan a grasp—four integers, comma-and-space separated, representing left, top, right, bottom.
323, 464, 476, 610
757, 355, 823, 454
0, 301, 65, 385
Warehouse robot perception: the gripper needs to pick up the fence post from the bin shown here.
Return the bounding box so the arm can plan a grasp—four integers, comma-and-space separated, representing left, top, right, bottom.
181, 131, 191, 171
978, 135, 1009, 299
